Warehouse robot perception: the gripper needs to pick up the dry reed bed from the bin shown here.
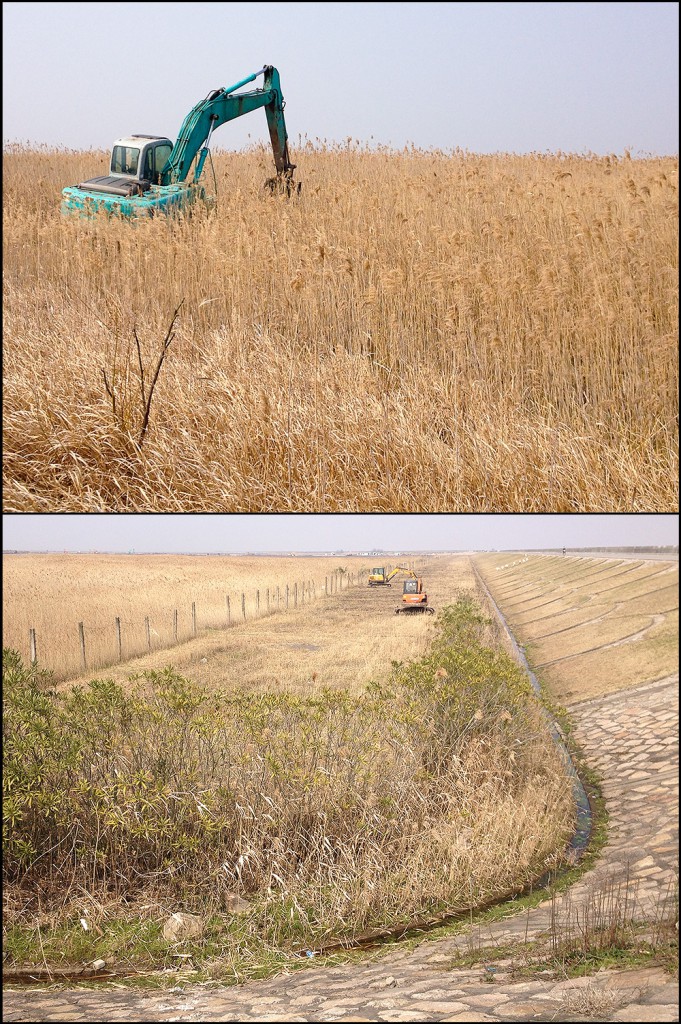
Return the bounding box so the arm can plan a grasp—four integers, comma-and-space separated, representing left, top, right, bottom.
52, 554, 470, 694
2, 552, 375, 681
3, 143, 678, 510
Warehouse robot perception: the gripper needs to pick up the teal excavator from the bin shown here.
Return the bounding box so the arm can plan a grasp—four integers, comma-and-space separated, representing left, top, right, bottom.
61, 65, 298, 217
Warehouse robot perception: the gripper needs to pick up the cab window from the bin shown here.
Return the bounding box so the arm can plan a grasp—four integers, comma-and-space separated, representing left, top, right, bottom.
154, 144, 172, 180
143, 144, 172, 182
111, 145, 140, 176
142, 147, 154, 181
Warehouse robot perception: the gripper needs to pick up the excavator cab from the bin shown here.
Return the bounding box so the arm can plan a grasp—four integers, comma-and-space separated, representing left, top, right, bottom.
402, 579, 427, 605
395, 578, 435, 615
109, 137, 174, 183
66, 136, 175, 204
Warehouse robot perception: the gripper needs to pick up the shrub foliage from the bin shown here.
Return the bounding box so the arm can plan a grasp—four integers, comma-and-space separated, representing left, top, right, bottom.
3, 597, 574, 942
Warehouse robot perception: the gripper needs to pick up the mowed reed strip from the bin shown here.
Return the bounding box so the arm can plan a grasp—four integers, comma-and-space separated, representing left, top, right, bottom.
2, 553, 463, 687
2, 552, 372, 682
3, 143, 678, 511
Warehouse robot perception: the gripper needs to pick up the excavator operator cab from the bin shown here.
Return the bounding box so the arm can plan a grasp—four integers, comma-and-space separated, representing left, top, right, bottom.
402, 578, 427, 606
110, 136, 173, 183
367, 567, 388, 586
395, 577, 433, 615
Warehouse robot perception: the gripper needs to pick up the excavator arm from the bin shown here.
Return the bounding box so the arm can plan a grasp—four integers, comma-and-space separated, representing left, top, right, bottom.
385, 567, 418, 583
160, 65, 296, 188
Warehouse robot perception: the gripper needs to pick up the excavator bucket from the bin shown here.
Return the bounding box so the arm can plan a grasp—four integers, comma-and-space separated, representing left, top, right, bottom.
264, 174, 301, 196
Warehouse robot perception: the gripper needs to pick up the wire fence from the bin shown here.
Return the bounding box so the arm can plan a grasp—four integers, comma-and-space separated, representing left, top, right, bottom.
26, 569, 365, 681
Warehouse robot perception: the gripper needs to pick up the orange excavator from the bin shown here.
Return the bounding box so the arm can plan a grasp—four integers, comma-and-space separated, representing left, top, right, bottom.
395, 578, 435, 615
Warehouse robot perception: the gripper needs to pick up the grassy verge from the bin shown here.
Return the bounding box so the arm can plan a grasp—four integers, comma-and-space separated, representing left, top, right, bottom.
3, 596, 575, 980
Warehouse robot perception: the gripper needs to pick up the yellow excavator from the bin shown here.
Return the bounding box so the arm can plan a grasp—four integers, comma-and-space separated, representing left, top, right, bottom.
395, 578, 435, 615
367, 566, 417, 587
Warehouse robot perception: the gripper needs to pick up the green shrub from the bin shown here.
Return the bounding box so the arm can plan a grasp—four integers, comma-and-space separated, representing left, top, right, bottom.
3, 597, 574, 942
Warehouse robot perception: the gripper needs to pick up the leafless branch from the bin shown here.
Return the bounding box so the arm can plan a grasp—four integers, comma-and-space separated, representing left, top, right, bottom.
138, 300, 184, 447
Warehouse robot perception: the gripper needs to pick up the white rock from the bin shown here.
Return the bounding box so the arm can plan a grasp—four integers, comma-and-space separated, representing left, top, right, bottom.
162, 912, 204, 942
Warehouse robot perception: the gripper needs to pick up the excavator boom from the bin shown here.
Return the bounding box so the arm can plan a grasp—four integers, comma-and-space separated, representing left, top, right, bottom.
161, 66, 295, 186
385, 566, 418, 583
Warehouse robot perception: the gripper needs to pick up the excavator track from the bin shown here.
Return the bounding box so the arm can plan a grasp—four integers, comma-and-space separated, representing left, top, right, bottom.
395, 605, 435, 615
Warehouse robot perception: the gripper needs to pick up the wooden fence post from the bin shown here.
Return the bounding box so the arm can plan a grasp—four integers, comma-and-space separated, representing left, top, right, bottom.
192, 602, 197, 636
286, 584, 289, 609
256, 589, 260, 614
266, 588, 270, 614
173, 609, 178, 642
145, 616, 151, 651
226, 595, 231, 626
294, 582, 298, 608
115, 616, 122, 661
29, 628, 37, 665
242, 593, 246, 620
79, 622, 86, 671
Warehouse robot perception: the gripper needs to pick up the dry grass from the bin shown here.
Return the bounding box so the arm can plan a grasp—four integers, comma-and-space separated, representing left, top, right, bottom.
477, 554, 679, 701
3, 142, 678, 511
541, 609, 678, 701
3, 551, 415, 682
2, 552, 468, 686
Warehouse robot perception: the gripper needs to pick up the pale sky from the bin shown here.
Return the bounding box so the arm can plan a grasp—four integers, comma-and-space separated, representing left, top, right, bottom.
2, 515, 678, 553
3, 2, 678, 155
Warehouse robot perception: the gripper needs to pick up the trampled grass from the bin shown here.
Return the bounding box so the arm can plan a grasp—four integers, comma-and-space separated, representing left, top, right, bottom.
3, 143, 678, 511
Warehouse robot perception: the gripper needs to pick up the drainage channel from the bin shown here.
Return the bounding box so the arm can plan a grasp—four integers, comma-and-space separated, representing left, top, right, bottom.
472, 561, 592, 862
